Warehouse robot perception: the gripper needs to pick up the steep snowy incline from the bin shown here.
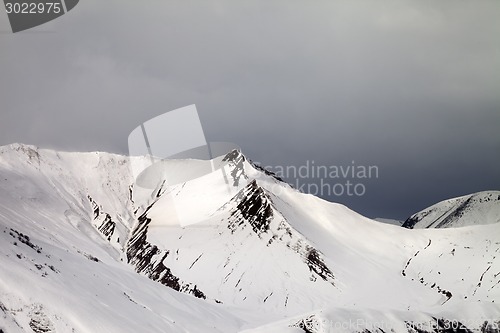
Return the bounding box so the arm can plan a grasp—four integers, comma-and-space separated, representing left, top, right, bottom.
402, 191, 500, 229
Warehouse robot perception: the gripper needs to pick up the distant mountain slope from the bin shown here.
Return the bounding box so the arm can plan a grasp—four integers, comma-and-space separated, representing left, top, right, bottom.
374, 217, 403, 226
402, 191, 500, 229
0, 144, 499, 333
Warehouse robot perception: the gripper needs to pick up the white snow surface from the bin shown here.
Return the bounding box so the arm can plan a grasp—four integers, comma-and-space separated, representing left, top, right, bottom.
0, 144, 498, 333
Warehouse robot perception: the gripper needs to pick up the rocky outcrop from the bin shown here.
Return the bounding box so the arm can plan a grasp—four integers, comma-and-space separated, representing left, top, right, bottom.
126, 204, 207, 300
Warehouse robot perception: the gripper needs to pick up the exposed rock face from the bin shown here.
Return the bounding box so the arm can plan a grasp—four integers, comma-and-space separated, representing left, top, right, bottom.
290, 314, 324, 333
222, 149, 247, 187
126, 204, 207, 300
229, 180, 273, 234
88, 195, 116, 241
29, 306, 55, 333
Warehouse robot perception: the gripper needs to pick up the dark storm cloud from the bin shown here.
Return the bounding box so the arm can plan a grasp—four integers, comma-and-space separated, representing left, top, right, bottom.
1, 1, 499, 219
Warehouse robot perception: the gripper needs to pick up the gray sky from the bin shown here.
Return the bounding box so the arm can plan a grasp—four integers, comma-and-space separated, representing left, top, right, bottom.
1, 1, 499, 219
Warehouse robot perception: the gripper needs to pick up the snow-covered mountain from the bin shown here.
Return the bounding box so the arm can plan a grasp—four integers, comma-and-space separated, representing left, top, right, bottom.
402, 191, 500, 229
0, 144, 499, 333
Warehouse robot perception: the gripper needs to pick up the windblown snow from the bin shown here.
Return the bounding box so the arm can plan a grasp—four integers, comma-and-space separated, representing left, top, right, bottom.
0, 144, 498, 333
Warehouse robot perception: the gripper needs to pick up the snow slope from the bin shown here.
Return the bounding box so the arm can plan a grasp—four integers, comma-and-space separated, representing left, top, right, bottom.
0, 144, 499, 332
402, 191, 500, 229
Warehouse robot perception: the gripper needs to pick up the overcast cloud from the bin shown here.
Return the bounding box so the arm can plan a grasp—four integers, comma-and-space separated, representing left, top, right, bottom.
1, 1, 499, 219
